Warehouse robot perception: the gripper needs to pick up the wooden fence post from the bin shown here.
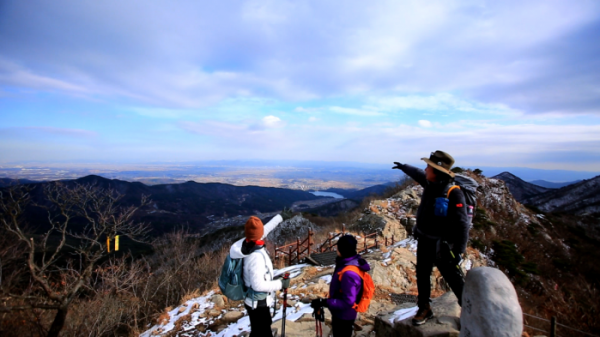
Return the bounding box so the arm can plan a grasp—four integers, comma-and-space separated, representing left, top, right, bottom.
308, 230, 313, 256
296, 237, 300, 264
550, 317, 556, 337
288, 246, 293, 266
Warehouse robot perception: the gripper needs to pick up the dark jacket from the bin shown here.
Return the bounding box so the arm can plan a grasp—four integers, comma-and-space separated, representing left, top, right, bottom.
399, 164, 469, 254
326, 255, 371, 321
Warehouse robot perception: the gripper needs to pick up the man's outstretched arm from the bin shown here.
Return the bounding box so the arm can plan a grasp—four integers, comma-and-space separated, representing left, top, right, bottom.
393, 162, 427, 187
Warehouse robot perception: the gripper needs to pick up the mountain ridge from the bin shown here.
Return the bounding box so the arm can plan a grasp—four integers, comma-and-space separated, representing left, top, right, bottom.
529, 179, 581, 189
523, 174, 600, 215
3, 174, 325, 236
491, 171, 550, 202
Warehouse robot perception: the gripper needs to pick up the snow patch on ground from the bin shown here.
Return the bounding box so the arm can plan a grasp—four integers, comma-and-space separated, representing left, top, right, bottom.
140, 291, 215, 337
273, 264, 309, 278
320, 275, 332, 283
389, 306, 419, 324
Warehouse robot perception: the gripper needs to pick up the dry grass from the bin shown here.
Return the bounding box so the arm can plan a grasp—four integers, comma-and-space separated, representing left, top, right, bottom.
157, 308, 171, 325
470, 202, 600, 334
180, 289, 201, 305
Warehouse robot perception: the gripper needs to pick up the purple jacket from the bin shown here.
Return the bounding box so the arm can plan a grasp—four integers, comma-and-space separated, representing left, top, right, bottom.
326, 255, 371, 321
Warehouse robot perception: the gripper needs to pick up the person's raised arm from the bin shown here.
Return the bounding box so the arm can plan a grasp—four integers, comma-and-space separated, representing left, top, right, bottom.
393, 162, 427, 187
262, 214, 283, 239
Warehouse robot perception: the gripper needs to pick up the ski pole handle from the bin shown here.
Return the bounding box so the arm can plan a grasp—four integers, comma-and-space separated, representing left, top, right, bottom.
284, 272, 290, 280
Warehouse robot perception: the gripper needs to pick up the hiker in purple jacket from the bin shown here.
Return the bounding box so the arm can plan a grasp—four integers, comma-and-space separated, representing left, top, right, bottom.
311, 235, 371, 337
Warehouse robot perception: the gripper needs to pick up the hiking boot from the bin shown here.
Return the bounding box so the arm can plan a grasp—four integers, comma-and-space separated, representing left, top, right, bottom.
412, 306, 434, 326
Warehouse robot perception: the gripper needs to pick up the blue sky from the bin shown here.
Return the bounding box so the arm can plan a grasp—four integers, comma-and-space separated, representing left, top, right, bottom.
1, 0, 600, 170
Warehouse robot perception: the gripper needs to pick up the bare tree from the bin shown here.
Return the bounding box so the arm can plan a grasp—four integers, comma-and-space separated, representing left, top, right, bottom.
0, 183, 149, 337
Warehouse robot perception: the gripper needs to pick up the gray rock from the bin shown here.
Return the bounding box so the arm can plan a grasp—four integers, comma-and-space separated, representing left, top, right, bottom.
221, 310, 244, 323
208, 309, 221, 317
211, 294, 225, 308
460, 267, 523, 337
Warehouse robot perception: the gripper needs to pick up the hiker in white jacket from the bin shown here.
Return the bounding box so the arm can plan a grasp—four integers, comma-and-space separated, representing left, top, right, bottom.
229, 214, 289, 337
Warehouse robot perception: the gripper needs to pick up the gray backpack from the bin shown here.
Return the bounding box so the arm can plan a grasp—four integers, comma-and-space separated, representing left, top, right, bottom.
453, 174, 479, 207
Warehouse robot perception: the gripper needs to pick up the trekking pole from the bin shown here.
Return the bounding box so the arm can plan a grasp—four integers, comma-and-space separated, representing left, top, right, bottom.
314, 307, 324, 337
281, 272, 290, 337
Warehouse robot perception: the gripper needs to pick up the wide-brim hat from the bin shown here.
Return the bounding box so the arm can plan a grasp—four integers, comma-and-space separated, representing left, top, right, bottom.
421, 150, 455, 178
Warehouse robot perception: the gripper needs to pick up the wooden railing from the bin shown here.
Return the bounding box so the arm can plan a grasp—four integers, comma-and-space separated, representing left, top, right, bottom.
317, 224, 346, 253
274, 229, 315, 265
274, 224, 399, 266
356, 231, 379, 254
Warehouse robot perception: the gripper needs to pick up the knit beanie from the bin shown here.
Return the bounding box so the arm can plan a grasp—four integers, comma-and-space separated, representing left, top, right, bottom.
244, 216, 264, 241
337, 235, 358, 258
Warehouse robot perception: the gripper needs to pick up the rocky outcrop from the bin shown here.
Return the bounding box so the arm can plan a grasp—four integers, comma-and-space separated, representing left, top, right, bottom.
477, 177, 520, 218
266, 215, 317, 246
355, 185, 423, 240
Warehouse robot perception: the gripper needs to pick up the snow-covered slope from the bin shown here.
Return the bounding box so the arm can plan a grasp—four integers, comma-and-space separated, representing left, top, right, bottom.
139, 237, 486, 337
523, 174, 600, 215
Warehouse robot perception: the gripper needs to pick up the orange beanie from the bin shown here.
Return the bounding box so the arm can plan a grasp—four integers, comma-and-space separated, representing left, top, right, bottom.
244, 216, 264, 241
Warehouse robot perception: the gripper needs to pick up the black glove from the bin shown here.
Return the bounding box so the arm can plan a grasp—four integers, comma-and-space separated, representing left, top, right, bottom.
412, 226, 419, 239
281, 278, 290, 289
392, 162, 405, 170
312, 303, 325, 322
310, 298, 327, 309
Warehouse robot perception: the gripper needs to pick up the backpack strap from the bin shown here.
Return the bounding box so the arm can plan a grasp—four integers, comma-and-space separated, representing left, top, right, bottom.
338, 265, 364, 281
446, 185, 460, 199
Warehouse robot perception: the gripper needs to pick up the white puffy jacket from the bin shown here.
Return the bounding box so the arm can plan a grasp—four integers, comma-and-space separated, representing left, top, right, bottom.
229, 215, 283, 308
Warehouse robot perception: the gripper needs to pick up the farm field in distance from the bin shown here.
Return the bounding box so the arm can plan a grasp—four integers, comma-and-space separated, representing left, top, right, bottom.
0, 161, 403, 190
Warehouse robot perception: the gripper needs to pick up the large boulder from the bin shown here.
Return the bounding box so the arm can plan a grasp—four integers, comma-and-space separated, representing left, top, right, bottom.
266, 215, 316, 246
460, 267, 523, 337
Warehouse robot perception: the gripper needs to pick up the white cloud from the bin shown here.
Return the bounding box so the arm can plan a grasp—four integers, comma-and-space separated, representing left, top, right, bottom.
369, 93, 519, 115
262, 115, 284, 128
308, 116, 318, 122
1, 1, 598, 113
329, 106, 384, 117
0, 59, 88, 93
418, 120, 432, 128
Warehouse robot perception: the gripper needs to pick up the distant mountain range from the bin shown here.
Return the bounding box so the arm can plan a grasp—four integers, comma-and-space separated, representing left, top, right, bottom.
0, 175, 324, 235
0, 178, 38, 187
493, 172, 600, 216
529, 180, 581, 189
323, 182, 396, 201
491, 172, 551, 202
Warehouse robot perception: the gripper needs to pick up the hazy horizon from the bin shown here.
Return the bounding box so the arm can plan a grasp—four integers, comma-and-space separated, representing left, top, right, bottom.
1, 159, 598, 184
